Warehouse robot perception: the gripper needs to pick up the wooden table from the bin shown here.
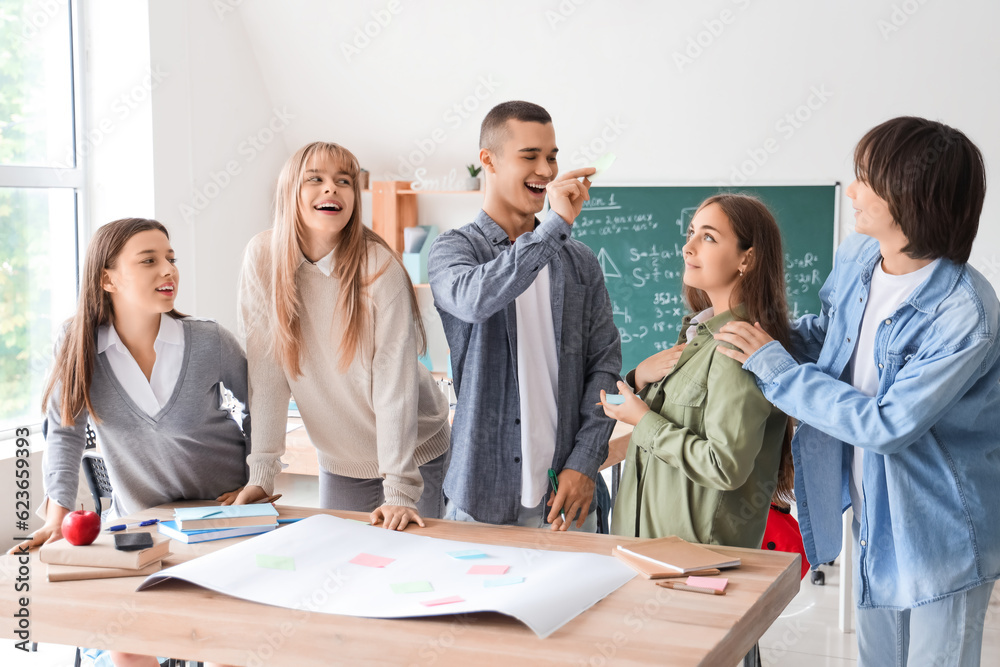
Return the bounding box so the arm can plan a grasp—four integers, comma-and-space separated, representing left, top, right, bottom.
1, 502, 798, 666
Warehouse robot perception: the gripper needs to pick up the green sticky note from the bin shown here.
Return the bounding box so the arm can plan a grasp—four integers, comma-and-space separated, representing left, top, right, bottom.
256, 554, 295, 571
590, 153, 616, 180
391, 580, 434, 594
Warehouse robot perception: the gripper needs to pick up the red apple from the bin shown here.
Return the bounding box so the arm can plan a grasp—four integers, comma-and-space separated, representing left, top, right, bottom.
61, 504, 101, 546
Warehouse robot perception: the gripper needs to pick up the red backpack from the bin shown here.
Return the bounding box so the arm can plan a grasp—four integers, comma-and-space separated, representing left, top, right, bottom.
762, 504, 810, 579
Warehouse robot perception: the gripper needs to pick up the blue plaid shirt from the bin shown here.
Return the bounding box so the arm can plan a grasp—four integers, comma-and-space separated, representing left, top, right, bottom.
428, 209, 621, 524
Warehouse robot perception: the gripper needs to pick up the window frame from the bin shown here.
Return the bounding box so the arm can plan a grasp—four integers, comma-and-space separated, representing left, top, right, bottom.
0, 0, 87, 440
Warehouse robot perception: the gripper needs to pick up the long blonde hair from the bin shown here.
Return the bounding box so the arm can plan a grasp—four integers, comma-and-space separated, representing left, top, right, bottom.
43, 218, 186, 426
270, 141, 426, 376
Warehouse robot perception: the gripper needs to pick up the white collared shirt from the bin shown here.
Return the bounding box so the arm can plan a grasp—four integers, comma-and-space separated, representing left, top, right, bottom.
311, 248, 336, 277
97, 313, 186, 417
685, 307, 715, 342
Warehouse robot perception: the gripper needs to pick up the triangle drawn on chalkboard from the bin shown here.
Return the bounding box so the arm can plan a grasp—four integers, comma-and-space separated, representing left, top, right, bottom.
596, 248, 622, 280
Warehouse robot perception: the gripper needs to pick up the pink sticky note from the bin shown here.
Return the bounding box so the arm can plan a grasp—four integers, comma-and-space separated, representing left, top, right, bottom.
686, 576, 728, 591
349, 553, 395, 568
467, 564, 509, 575
421, 595, 464, 607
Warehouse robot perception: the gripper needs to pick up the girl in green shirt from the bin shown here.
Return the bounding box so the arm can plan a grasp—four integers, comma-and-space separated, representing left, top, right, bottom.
601, 194, 794, 548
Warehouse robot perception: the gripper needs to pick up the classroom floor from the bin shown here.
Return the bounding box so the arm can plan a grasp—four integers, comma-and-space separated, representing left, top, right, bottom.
5, 473, 999, 666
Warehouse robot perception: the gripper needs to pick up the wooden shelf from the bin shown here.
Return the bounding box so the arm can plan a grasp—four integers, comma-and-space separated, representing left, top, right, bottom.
370, 181, 417, 252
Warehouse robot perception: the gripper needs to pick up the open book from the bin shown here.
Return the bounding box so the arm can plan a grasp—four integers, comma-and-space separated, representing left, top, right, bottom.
615, 536, 741, 574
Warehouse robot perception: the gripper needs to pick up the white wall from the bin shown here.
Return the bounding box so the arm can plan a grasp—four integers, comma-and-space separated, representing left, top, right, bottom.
82, 0, 155, 233
85, 0, 1000, 337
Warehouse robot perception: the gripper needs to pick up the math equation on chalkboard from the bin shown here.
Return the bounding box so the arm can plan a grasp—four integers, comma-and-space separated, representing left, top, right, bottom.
572, 185, 838, 374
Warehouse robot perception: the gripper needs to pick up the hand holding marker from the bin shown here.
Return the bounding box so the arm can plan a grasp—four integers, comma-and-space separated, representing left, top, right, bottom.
547, 469, 567, 523
597, 392, 626, 406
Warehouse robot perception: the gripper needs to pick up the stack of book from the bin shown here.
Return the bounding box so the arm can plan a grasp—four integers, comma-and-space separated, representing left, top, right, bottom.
613, 535, 741, 579
40, 532, 171, 582
157, 504, 279, 544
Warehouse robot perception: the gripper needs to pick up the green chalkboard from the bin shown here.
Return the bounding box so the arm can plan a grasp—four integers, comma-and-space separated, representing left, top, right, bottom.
572, 185, 839, 374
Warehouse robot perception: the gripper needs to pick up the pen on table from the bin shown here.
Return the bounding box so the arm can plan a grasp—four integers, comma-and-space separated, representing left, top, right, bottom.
246, 494, 282, 504
547, 468, 566, 523
105, 518, 159, 532
656, 581, 726, 596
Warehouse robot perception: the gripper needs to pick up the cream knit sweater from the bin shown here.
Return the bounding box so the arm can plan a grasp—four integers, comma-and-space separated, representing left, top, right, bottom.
239, 230, 450, 508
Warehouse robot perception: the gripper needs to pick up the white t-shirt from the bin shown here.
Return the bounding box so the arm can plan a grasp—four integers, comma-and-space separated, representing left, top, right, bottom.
848, 258, 938, 513
515, 265, 560, 508
97, 313, 185, 417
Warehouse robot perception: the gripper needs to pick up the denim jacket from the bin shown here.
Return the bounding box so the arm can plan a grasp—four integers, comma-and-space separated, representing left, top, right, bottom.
428, 209, 621, 524
744, 232, 1000, 608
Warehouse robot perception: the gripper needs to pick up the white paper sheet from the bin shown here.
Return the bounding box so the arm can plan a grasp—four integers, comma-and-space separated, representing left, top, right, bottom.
138, 514, 635, 638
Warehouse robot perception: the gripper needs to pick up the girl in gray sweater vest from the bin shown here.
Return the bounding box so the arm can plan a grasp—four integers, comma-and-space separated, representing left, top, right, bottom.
12, 218, 249, 554
11, 218, 248, 667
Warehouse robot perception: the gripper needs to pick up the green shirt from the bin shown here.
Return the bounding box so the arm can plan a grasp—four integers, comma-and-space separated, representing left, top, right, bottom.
611, 308, 787, 548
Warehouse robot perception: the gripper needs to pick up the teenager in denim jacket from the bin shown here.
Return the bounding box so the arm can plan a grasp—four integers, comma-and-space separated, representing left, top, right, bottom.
719, 117, 1000, 666
601, 195, 794, 549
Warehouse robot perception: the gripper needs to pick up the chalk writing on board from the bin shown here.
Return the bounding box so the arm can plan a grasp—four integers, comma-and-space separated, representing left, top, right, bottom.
574, 185, 836, 374
596, 248, 622, 279
675, 207, 698, 237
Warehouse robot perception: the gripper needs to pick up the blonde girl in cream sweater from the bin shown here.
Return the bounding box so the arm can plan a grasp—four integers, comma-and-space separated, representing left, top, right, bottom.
228, 142, 450, 530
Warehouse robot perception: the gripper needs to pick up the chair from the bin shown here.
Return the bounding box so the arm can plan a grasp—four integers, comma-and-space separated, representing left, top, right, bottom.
76, 456, 204, 667
81, 451, 113, 515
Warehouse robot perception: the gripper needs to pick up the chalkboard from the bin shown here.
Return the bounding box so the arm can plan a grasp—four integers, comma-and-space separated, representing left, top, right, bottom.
572, 185, 839, 374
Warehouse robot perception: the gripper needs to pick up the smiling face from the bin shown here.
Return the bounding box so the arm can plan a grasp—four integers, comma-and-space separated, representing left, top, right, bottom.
297, 152, 356, 248
682, 203, 750, 307
482, 119, 558, 217
102, 229, 178, 317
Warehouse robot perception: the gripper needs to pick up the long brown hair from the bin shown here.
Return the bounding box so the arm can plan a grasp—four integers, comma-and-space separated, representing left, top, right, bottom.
682, 193, 796, 507
270, 141, 426, 376
42, 218, 185, 426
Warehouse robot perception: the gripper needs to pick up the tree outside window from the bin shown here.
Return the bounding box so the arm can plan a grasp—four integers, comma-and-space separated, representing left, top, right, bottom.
0, 0, 80, 433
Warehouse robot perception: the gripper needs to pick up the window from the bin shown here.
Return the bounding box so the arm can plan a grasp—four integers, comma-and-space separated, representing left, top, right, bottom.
0, 0, 84, 435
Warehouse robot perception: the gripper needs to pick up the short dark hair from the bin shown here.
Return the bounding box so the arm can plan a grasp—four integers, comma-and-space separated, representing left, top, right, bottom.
479, 101, 552, 153
854, 116, 985, 264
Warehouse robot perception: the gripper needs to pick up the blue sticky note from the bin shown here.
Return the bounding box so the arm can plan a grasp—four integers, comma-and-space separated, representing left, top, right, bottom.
447, 549, 489, 560
604, 394, 625, 405
485, 576, 525, 587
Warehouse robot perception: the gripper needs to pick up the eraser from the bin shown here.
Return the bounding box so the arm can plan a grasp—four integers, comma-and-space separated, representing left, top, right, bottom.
604, 394, 626, 405
590, 153, 616, 180
114, 532, 154, 551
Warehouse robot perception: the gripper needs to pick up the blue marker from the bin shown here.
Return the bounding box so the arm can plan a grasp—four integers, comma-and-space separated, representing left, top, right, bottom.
106, 518, 159, 532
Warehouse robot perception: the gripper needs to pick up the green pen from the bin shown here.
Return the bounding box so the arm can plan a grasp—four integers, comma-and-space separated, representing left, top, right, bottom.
547, 468, 566, 523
